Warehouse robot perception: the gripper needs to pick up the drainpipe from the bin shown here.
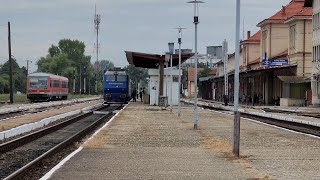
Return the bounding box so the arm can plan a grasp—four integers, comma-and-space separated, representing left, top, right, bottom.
269, 24, 272, 58
303, 19, 306, 77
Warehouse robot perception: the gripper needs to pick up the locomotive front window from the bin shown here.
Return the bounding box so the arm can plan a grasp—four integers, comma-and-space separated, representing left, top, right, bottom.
117, 75, 127, 82
106, 75, 116, 81
29, 77, 48, 88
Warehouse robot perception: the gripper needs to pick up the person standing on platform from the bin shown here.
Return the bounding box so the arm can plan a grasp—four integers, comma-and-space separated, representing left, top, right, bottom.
139, 88, 143, 102
131, 89, 137, 102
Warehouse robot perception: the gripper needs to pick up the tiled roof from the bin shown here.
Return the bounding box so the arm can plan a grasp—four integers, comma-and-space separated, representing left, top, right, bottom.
286, 7, 312, 22
247, 57, 261, 66
241, 31, 261, 44
187, 67, 217, 81
257, 0, 306, 27
270, 49, 288, 59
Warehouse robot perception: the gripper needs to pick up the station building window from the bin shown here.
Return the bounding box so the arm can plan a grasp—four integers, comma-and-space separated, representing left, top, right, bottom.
289, 25, 296, 50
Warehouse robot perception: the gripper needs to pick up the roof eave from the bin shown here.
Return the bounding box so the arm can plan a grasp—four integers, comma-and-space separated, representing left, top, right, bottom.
284, 16, 312, 24
257, 19, 285, 27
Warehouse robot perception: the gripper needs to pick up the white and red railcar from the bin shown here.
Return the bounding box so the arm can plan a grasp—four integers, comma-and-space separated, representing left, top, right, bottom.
27, 72, 69, 102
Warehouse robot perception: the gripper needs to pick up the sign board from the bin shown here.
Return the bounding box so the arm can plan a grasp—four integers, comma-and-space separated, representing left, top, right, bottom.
262, 59, 288, 66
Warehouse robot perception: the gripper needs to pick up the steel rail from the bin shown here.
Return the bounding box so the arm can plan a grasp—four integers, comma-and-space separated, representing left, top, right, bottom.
183, 101, 320, 137
4, 105, 118, 180
0, 104, 105, 154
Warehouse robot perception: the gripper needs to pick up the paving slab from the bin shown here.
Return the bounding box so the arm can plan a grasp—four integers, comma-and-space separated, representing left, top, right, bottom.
47, 102, 320, 180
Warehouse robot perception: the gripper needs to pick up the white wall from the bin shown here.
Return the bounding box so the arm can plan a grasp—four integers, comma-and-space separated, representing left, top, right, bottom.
148, 68, 181, 106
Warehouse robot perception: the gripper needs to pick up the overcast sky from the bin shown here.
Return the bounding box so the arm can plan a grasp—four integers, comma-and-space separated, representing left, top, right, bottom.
0, 0, 290, 72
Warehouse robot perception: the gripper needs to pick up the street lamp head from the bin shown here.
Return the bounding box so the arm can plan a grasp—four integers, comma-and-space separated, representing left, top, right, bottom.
174, 27, 186, 40
165, 52, 171, 63
168, 43, 175, 54
187, 0, 204, 19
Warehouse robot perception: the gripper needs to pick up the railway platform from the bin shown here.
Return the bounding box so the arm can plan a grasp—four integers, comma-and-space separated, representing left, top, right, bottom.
183, 98, 320, 126
43, 102, 320, 180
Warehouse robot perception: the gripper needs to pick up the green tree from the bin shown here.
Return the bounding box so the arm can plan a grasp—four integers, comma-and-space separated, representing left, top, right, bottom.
48, 45, 60, 57
37, 39, 93, 94
95, 60, 115, 84
0, 59, 27, 93
124, 65, 148, 89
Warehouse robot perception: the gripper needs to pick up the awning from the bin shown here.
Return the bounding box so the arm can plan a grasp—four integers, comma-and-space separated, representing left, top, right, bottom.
199, 77, 211, 82
125, 51, 194, 69
277, 76, 311, 83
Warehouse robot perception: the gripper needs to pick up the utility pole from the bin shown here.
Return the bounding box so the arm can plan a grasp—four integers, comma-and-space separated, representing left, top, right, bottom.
84, 66, 86, 94
168, 42, 174, 112
94, 5, 101, 94
79, 65, 82, 95
8, 21, 13, 104
233, 0, 241, 158
26, 60, 32, 76
73, 69, 76, 94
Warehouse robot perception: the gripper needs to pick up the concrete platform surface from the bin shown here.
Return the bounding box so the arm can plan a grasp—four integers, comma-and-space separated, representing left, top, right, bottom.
191, 98, 320, 125
46, 102, 320, 180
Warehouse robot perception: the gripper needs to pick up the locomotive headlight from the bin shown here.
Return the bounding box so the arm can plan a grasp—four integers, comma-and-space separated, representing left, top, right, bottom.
120, 93, 126, 99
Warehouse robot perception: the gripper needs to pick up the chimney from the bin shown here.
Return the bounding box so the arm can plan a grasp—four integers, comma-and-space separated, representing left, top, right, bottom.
282, 6, 286, 15
247, 31, 251, 39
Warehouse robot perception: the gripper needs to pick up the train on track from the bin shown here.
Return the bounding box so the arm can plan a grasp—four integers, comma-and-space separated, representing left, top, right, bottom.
27, 72, 69, 102
103, 67, 130, 104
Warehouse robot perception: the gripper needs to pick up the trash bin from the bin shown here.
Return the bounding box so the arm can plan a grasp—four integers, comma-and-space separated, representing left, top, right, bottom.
159, 96, 168, 107
143, 94, 150, 104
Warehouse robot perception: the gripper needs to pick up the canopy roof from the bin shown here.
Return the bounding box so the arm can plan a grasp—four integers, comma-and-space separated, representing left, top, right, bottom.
125, 51, 194, 69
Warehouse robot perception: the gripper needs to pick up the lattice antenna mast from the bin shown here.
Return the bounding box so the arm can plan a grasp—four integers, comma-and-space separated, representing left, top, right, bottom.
94, 5, 101, 93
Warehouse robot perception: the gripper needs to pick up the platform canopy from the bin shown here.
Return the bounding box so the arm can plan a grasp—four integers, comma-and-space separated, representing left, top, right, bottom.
125, 51, 194, 69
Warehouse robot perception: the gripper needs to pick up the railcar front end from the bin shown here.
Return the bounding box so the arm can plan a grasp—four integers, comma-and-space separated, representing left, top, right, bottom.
103, 69, 129, 104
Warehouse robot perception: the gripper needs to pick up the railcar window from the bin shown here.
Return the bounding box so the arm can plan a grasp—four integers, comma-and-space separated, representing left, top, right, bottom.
117, 75, 127, 82
52, 80, 60, 88
29, 77, 48, 88
62, 81, 68, 88
106, 75, 116, 81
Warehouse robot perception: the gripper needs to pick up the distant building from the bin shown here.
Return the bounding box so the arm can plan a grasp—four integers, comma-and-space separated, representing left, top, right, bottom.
174, 49, 192, 55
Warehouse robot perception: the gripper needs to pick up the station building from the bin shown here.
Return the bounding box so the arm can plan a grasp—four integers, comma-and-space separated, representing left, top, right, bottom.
200, 0, 313, 107
305, 0, 320, 106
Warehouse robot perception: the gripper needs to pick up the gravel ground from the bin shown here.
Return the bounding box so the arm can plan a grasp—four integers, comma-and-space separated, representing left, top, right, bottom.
0, 100, 102, 131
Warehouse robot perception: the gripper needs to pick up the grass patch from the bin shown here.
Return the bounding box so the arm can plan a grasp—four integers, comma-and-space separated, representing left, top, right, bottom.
0, 94, 28, 104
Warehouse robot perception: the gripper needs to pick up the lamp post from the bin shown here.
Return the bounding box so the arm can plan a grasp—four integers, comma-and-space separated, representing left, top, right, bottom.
188, 0, 204, 129
165, 52, 170, 107
168, 42, 174, 112
174, 27, 186, 117
233, 0, 241, 158
223, 39, 228, 106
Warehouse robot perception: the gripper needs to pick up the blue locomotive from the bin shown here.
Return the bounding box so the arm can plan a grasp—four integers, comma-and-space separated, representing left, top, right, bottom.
103, 68, 130, 104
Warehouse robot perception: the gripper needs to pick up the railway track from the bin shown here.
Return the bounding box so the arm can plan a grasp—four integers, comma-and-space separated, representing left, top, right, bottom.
0, 104, 122, 180
182, 101, 320, 138
0, 99, 99, 121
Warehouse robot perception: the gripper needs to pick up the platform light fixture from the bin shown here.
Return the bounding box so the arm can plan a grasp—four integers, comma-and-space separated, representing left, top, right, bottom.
174, 27, 186, 117
187, 0, 204, 129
